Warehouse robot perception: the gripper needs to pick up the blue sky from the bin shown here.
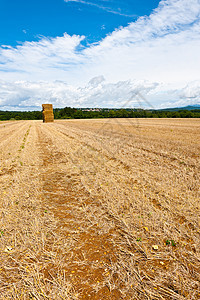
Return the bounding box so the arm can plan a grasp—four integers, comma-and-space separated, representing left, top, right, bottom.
0, 0, 200, 110
0, 0, 159, 46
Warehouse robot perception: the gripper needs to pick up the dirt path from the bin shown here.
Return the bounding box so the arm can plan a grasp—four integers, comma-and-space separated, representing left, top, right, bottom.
0, 119, 199, 299
37, 125, 122, 299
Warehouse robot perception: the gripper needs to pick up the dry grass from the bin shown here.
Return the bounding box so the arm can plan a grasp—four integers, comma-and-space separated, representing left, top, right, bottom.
0, 118, 199, 299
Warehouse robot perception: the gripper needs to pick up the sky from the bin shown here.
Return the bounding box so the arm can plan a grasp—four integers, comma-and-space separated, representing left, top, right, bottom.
0, 0, 200, 110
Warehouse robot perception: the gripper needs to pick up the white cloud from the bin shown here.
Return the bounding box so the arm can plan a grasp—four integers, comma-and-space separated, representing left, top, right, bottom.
180, 81, 200, 101
1, 76, 198, 111
0, 33, 85, 82
0, 0, 200, 109
64, 0, 136, 17
0, 77, 159, 110
82, 0, 200, 84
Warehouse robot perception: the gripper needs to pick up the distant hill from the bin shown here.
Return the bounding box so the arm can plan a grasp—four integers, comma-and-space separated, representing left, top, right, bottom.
160, 105, 200, 111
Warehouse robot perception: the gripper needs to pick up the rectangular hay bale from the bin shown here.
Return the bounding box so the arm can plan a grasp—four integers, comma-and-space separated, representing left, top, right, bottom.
42, 103, 54, 123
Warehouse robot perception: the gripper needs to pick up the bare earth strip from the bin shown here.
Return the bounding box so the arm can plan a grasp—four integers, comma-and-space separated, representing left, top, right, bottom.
0, 119, 199, 299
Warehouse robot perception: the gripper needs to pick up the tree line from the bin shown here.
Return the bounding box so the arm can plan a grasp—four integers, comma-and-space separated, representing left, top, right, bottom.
0, 107, 200, 121
0, 110, 43, 121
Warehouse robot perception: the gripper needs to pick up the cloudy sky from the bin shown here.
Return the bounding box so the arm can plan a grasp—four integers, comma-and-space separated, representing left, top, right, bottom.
0, 0, 200, 110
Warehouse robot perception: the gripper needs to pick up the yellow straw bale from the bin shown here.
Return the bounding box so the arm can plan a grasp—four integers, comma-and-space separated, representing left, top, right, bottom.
42, 104, 54, 123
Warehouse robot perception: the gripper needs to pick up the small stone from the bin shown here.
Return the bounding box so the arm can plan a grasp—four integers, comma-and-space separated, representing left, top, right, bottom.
4, 246, 12, 252
152, 245, 159, 250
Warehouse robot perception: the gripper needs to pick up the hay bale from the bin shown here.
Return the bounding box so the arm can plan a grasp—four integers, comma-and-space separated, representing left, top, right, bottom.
42, 104, 54, 123
42, 104, 53, 111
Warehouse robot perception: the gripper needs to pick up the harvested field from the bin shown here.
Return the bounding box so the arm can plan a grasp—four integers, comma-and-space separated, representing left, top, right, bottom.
0, 118, 199, 299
